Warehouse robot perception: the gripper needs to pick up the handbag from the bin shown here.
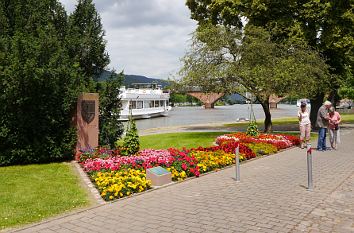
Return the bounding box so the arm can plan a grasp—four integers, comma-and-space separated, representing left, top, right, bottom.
335, 124, 339, 130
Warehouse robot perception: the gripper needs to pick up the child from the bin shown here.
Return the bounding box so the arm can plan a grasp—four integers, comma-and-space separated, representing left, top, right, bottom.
298, 101, 311, 149
328, 107, 341, 149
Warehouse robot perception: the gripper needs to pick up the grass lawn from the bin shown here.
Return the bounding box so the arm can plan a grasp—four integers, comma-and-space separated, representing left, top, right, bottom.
0, 163, 90, 230
341, 112, 354, 123
140, 132, 229, 150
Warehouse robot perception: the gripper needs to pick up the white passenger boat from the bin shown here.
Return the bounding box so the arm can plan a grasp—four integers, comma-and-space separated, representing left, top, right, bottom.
119, 83, 172, 121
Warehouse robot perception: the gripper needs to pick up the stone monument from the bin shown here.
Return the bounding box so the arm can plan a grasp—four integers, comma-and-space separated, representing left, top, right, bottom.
75, 93, 99, 158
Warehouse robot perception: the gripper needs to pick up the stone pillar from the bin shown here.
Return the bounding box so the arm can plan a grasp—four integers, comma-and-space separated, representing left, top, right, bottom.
204, 103, 214, 109
75, 93, 99, 157
269, 102, 277, 109
269, 94, 286, 109
187, 92, 224, 109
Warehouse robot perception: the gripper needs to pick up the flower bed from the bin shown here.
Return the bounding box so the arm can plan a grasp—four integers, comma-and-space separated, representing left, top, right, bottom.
215, 132, 300, 150
190, 150, 244, 173
82, 149, 174, 173
245, 143, 278, 156
93, 169, 151, 201
78, 132, 299, 201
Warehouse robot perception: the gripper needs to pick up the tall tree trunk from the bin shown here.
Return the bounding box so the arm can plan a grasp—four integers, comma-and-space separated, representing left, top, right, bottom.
328, 88, 339, 108
260, 99, 272, 133
310, 93, 324, 129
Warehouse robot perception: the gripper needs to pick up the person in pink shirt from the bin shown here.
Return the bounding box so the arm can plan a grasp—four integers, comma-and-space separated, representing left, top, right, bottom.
298, 101, 311, 149
328, 107, 341, 149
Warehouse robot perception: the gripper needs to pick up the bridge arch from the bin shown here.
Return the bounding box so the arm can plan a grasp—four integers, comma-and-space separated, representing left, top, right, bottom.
187, 92, 224, 109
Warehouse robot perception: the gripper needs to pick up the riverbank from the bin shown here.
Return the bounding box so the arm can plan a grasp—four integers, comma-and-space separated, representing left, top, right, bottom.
135, 104, 298, 131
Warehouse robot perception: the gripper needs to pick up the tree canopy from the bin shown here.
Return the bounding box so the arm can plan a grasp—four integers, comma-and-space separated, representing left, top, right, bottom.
180, 24, 330, 131
0, 0, 85, 165
186, 0, 354, 124
0, 0, 123, 165
68, 0, 110, 88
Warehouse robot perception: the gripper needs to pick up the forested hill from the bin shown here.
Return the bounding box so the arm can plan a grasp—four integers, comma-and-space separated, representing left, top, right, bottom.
96, 70, 170, 88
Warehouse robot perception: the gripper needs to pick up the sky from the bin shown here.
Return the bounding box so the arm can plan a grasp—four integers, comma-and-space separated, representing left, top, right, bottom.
59, 0, 197, 80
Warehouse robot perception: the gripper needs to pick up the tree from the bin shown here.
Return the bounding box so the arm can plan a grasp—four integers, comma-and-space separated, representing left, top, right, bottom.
68, 0, 109, 88
180, 24, 330, 132
121, 116, 140, 156
0, 0, 85, 165
339, 67, 354, 100
186, 0, 354, 126
69, 0, 124, 145
96, 71, 124, 147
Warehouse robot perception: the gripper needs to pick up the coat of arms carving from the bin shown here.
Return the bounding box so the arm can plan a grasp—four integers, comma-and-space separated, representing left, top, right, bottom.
81, 100, 95, 124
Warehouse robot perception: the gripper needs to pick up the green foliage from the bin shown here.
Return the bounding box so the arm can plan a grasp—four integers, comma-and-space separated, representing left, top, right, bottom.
170, 93, 188, 103
170, 93, 201, 105
121, 117, 140, 156
0, 0, 85, 165
140, 132, 230, 150
339, 66, 354, 99
246, 143, 278, 157
246, 122, 259, 137
0, 0, 119, 165
69, 0, 123, 147
96, 72, 124, 148
186, 0, 354, 123
67, 0, 109, 87
180, 23, 330, 132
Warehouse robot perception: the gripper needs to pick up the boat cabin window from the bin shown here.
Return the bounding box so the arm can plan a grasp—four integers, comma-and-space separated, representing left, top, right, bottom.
149, 101, 154, 108
154, 100, 160, 107
129, 100, 143, 109
129, 101, 136, 109
137, 101, 143, 109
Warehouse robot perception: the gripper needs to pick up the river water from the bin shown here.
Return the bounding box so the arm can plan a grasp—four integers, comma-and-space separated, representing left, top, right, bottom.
135, 104, 298, 131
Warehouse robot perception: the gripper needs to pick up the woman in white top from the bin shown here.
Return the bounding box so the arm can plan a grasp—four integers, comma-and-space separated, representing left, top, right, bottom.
298, 101, 311, 149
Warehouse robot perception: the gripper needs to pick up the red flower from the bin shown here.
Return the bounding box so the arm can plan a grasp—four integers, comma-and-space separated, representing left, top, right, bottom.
181, 163, 187, 171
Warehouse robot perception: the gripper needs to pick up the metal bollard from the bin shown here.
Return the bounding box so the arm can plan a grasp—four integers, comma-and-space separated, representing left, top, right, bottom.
307, 143, 313, 191
235, 144, 240, 182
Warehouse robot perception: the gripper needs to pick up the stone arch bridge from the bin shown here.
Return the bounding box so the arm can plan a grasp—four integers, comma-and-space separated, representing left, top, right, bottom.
187, 92, 224, 109
186, 90, 285, 109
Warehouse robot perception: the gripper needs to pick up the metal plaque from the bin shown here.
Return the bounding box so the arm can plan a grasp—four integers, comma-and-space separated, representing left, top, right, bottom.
81, 100, 95, 124
148, 166, 170, 176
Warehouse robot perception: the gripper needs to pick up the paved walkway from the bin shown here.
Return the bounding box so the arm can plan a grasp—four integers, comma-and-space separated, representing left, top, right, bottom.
8, 129, 354, 233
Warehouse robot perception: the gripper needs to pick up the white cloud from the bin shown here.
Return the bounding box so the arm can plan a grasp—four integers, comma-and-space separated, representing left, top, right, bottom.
60, 0, 196, 79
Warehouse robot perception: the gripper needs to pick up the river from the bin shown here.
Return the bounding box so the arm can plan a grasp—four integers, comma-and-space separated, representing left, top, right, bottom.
134, 104, 298, 131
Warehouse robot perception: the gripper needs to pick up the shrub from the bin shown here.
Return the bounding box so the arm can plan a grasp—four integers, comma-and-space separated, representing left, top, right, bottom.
97, 72, 124, 148
246, 121, 259, 137
121, 117, 140, 156
0, 32, 85, 165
